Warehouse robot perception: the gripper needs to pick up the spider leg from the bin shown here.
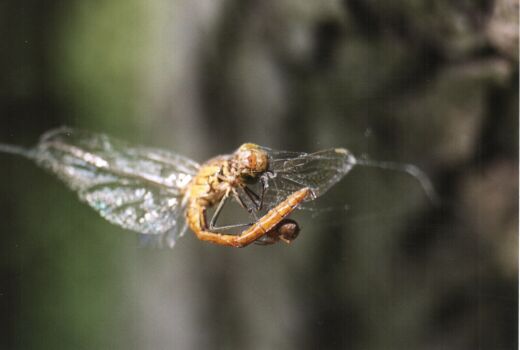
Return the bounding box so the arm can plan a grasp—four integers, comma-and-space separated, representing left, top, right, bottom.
254, 238, 276, 246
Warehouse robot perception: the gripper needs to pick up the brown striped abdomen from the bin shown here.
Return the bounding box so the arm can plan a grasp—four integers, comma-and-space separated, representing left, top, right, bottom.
186, 187, 310, 247
235, 187, 310, 246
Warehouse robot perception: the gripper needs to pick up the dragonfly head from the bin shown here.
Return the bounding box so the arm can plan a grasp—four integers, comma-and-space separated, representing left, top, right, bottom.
235, 143, 269, 180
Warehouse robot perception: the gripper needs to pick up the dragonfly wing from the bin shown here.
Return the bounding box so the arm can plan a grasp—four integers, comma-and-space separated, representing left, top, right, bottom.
31, 127, 199, 245
260, 147, 357, 209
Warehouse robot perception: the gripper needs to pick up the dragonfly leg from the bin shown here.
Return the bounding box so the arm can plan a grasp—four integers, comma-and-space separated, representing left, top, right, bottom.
243, 186, 261, 209
257, 172, 271, 210
242, 171, 270, 212
208, 190, 229, 230
210, 222, 253, 231
233, 189, 259, 221
208, 190, 254, 231
235, 189, 255, 213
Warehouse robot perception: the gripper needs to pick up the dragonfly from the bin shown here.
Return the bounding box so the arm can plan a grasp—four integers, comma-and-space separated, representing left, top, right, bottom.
0, 127, 436, 248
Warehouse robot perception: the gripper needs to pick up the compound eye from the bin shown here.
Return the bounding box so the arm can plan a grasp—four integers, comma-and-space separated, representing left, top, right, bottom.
247, 153, 257, 170
249, 150, 268, 173
238, 151, 253, 169
235, 145, 268, 176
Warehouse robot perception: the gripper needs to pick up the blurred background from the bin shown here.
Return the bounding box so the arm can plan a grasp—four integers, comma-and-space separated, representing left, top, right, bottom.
0, 0, 518, 349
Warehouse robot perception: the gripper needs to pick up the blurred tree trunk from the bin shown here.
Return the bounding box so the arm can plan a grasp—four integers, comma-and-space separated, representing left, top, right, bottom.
1, 0, 517, 349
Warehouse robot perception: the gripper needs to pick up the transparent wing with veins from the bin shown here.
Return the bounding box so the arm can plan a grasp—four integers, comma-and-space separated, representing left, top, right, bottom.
257, 146, 357, 211
27, 127, 200, 247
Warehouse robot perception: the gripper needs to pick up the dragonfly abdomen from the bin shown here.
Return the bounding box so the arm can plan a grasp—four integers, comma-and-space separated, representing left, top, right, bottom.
185, 187, 310, 248
236, 187, 310, 246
